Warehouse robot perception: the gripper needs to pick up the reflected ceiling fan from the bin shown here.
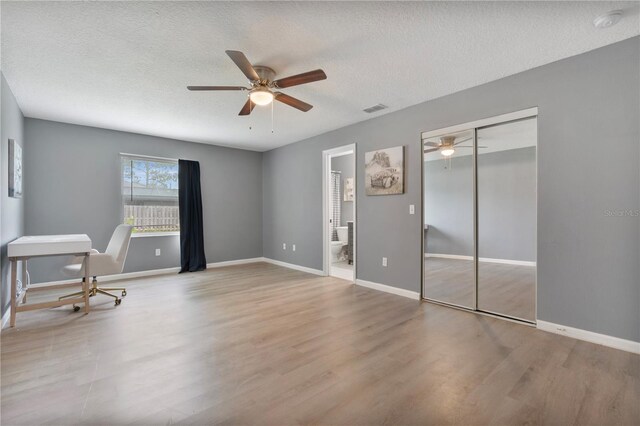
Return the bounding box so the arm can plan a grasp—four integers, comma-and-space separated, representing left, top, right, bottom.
424, 136, 486, 157
187, 50, 327, 116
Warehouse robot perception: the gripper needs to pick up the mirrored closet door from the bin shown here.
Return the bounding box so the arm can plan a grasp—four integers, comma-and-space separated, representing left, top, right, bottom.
422, 110, 537, 324
423, 129, 475, 309
477, 118, 537, 322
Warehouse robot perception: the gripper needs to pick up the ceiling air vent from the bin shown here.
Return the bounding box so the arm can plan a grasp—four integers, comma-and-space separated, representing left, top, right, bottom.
363, 104, 388, 114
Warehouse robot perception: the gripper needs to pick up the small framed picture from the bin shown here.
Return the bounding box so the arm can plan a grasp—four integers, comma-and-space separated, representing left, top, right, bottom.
365, 145, 404, 195
8, 139, 23, 198
344, 178, 354, 201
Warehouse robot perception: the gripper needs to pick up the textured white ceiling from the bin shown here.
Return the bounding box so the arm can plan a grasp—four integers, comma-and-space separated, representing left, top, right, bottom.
1, 1, 638, 151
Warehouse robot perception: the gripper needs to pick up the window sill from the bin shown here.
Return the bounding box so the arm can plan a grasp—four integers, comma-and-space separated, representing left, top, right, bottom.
131, 232, 180, 238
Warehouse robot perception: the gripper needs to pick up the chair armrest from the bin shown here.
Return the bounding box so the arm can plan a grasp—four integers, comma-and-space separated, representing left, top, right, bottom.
69, 249, 100, 265
83, 253, 119, 276
65, 253, 119, 277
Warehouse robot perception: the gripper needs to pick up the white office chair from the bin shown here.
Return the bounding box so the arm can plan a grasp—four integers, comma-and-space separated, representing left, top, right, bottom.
59, 224, 133, 309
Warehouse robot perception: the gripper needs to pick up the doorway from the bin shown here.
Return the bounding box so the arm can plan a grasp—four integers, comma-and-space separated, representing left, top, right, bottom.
421, 108, 537, 324
323, 144, 356, 282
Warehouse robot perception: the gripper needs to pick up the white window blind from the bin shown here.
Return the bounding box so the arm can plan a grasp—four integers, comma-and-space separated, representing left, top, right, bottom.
121, 154, 179, 234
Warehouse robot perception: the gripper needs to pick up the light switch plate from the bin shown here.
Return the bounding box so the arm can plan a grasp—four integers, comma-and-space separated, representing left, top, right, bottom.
292, 244, 296, 251
382, 257, 388, 267
283, 243, 286, 250
409, 204, 415, 215
155, 249, 161, 256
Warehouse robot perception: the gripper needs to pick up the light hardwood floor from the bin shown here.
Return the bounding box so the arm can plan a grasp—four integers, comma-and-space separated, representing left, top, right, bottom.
1, 262, 638, 425
424, 257, 536, 321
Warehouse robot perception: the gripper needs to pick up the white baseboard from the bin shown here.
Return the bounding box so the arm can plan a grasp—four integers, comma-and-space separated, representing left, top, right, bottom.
261, 257, 325, 276
425, 253, 472, 261
355, 279, 420, 300
425, 253, 536, 267
27, 257, 266, 289
207, 257, 265, 269
479, 257, 536, 267
537, 320, 640, 354
28, 266, 180, 289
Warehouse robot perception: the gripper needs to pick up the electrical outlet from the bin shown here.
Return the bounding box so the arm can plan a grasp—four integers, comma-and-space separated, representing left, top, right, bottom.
409, 204, 415, 215
382, 257, 388, 267
155, 248, 161, 256
283, 243, 286, 250
292, 244, 296, 252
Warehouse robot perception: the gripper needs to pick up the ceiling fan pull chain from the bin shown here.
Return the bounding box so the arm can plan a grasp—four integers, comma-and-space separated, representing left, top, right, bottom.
271, 100, 274, 134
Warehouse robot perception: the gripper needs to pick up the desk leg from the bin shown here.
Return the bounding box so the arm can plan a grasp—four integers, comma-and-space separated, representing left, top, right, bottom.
10, 260, 17, 327
21, 260, 28, 304
83, 254, 91, 314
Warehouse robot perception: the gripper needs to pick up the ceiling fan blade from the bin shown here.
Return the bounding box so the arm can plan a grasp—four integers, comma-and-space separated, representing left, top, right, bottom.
238, 99, 256, 116
275, 92, 313, 112
273, 69, 327, 88
424, 148, 439, 153
454, 137, 473, 146
456, 145, 488, 148
187, 86, 247, 91
424, 142, 440, 147
226, 50, 260, 82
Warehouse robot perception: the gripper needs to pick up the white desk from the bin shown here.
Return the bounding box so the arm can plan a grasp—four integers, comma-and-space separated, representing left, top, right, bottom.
8, 234, 92, 327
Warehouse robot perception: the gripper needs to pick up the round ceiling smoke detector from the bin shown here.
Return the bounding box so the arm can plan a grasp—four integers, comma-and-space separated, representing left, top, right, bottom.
593, 10, 623, 29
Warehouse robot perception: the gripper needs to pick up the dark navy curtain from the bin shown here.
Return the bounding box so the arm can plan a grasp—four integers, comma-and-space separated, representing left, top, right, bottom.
178, 159, 207, 273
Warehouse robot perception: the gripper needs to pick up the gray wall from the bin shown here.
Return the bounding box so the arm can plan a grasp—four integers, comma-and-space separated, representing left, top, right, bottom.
478, 147, 536, 262
424, 154, 474, 257
262, 37, 640, 342
331, 154, 355, 224
24, 119, 263, 283
425, 147, 537, 262
1, 72, 25, 317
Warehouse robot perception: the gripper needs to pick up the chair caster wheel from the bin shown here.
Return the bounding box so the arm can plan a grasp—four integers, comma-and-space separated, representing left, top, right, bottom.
115, 298, 122, 306
122, 290, 127, 297
73, 305, 81, 312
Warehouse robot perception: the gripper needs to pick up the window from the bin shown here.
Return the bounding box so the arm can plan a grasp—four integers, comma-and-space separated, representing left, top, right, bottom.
121, 154, 179, 234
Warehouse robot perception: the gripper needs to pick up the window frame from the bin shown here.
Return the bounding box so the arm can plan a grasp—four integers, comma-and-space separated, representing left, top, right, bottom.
120, 153, 180, 237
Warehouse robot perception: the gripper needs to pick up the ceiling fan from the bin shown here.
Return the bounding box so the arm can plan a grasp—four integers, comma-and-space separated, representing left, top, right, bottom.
424, 136, 486, 157
187, 50, 327, 116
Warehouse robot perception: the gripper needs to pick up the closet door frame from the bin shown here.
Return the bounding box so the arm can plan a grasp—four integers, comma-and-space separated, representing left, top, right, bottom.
420, 107, 538, 325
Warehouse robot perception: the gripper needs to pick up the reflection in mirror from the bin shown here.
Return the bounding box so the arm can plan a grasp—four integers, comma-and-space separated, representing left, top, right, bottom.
477, 118, 537, 321
423, 129, 475, 308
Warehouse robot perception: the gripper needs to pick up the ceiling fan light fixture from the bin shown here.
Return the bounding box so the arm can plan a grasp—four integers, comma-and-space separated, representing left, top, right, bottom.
249, 88, 274, 106
440, 147, 455, 157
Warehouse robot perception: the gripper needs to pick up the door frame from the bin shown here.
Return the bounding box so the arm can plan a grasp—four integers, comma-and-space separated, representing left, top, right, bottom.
420, 107, 538, 324
322, 143, 357, 281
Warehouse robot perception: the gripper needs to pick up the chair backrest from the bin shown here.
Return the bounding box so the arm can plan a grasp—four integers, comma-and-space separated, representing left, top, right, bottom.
105, 224, 134, 272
